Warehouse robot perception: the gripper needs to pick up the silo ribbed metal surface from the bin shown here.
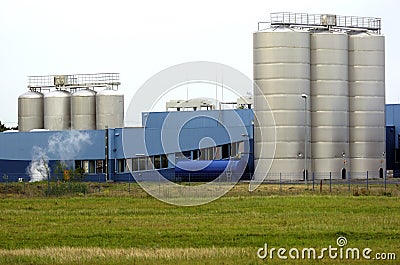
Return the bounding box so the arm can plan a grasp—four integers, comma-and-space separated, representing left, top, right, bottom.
310, 31, 349, 178
71, 89, 96, 130
18, 91, 44, 132
253, 27, 310, 180
44, 90, 71, 131
96, 89, 124, 129
348, 32, 385, 178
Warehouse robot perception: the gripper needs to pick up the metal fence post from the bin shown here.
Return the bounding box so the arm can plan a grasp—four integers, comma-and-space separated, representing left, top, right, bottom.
128, 174, 131, 193
384, 170, 387, 191
312, 172, 315, 191
98, 174, 101, 193
279, 172, 282, 192
366, 171, 369, 190
47, 173, 50, 197
158, 172, 161, 196
348, 171, 351, 192
329, 172, 332, 193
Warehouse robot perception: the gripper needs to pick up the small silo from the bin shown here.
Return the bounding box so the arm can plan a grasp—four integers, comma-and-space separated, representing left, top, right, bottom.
71, 89, 96, 130
18, 91, 44, 132
310, 30, 349, 179
96, 89, 124, 129
253, 26, 310, 180
348, 32, 385, 178
44, 90, 71, 130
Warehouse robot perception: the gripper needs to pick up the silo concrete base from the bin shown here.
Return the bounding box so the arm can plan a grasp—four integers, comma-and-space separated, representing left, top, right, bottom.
255, 158, 311, 181
350, 158, 386, 179
312, 158, 348, 179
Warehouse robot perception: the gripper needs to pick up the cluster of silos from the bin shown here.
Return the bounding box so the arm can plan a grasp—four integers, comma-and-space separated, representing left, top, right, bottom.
254, 25, 385, 180
18, 89, 124, 131
253, 27, 311, 180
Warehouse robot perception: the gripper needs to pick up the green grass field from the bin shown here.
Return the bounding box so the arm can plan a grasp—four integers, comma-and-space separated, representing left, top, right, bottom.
0, 183, 399, 264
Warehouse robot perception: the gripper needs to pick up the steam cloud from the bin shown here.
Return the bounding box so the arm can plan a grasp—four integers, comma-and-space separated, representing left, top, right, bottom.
27, 146, 50, 182
27, 131, 92, 182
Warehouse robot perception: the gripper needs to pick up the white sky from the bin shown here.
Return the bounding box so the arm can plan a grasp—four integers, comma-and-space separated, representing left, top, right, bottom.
0, 0, 399, 127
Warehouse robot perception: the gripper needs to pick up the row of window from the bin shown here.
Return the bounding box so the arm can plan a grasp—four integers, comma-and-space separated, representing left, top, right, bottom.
75, 142, 245, 174
75, 160, 105, 174
118, 154, 169, 173
178, 142, 244, 161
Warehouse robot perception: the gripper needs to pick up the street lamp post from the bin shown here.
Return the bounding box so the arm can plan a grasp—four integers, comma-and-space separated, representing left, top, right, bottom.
301, 94, 308, 183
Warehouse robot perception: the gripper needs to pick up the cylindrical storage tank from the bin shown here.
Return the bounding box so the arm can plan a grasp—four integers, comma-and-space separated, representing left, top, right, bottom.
348, 32, 385, 179
71, 89, 96, 130
253, 27, 310, 180
44, 90, 71, 131
310, 31, 349, 179
18, 91, 44, 132
96, 89, 124, 129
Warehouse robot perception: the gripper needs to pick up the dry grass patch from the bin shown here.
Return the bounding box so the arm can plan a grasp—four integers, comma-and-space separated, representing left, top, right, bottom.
0, 246, 252, 261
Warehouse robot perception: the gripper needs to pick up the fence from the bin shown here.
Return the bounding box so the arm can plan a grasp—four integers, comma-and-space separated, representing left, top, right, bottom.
0, 170, 399, 198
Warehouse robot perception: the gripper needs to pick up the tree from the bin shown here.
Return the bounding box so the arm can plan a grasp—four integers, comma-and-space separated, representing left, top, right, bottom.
0, 121, 17, 132
0, 121, 6, 132
54, 161, 87, 181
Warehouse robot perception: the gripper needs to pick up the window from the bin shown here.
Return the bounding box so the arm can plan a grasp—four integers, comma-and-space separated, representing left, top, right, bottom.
193, 149, 200, 160
222, 144, 230, 159
182, 151, 191, 159
146, 156, 154, 170
154, 156, 161, 169
161, 154, 168, 168
175, 152, 186, 162
199, 148, 207, 160
96, 160, 104, 174
138, 157, 146, 170
89, 160, 96, 174
75, 160, 82, 170
207, 147, 214, 160
82, 161, 89, 173
125, 158, 132, 172
238, 141, 244, 158
231, 142, 238, 157
215, 146, 222, 160
131, 158, 138, 171
117, 159, 125, 173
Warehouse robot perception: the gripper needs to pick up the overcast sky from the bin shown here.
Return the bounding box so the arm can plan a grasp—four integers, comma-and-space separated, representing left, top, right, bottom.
0, 0, 399, 127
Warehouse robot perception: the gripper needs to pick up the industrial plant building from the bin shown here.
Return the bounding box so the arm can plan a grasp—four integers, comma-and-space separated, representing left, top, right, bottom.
1, 12, 399, 182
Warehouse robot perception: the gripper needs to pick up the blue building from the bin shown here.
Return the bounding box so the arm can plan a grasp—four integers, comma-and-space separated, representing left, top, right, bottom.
2, 104, 400, 182
0, 109, 253, 182
385, 104, 400, 176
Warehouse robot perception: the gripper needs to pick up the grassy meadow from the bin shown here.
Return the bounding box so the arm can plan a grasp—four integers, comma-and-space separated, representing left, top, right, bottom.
0, 182, 399, 264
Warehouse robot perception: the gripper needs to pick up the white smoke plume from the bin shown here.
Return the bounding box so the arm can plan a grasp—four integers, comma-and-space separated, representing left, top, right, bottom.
48, 130, 92, 166
27, 131, 92, 182
27, 146, 50, 182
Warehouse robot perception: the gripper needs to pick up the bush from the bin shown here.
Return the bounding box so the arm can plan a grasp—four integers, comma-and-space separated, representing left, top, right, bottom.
45, 182, 89, 196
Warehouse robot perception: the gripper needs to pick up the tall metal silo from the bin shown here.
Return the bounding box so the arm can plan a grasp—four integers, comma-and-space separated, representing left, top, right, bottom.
44, 90, 71, 130
96, 89, 124, 129
71, 89, 96, 130
310, 31, 349, 179
348, 32, 385, 178
18, 91, 44, 132
253, 27, 310, 180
